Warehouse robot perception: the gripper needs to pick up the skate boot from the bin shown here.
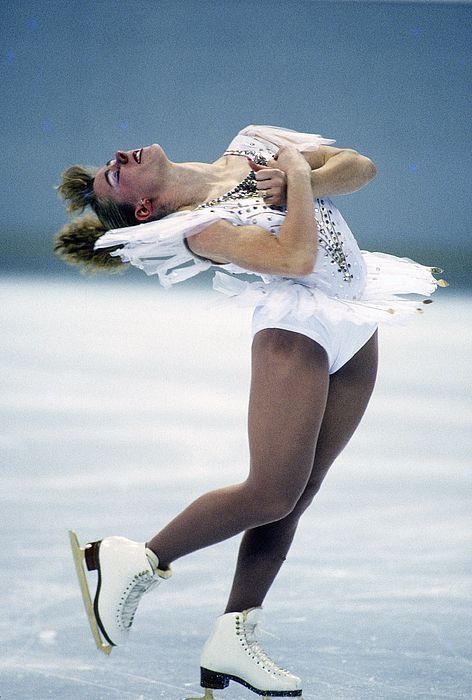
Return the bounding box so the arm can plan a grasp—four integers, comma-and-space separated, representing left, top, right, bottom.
69, 530, 171, 654
187, 608, 302, 698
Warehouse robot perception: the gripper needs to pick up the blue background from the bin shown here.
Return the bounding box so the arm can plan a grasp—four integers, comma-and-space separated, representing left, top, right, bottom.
1, 0, 470, 286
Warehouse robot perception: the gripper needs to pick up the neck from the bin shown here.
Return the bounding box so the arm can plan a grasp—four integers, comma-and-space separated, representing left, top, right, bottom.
158, 160, 226, 211
156, 155, 251, 213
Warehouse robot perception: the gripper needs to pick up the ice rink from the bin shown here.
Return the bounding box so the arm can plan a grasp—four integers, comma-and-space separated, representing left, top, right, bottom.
1, 277, 470, 699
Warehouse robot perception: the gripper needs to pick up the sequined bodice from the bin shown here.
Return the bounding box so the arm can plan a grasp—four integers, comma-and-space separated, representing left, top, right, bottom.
197, 171, 259, 209
196, 149, 362, 296
315, 200, 353, 284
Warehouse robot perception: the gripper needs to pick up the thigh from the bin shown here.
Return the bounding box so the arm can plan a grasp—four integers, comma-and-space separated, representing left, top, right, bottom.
306, 329, 379, 492
246, 328, 330, 503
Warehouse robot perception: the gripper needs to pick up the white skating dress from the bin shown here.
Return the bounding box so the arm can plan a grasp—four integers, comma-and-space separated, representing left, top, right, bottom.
94, 125, 445, 373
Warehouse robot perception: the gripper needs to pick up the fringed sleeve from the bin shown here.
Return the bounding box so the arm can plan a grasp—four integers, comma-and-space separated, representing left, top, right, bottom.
94, 208, 239, 288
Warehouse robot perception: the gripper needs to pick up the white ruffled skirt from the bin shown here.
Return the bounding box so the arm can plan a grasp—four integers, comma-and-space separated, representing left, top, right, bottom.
212, 251, 447, 326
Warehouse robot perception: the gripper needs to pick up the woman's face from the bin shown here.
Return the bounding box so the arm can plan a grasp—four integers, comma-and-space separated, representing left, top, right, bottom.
93, 143, 169, 205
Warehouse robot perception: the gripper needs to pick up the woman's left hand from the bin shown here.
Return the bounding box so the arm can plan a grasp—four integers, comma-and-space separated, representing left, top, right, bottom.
247, 158, 288, 207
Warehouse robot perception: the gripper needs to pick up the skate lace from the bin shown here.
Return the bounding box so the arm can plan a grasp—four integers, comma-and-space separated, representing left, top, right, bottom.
242, 620, 292, 678
119, 571, 159, 629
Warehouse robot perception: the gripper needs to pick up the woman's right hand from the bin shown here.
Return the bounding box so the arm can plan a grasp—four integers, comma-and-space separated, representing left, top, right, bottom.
270, 145, 311, 176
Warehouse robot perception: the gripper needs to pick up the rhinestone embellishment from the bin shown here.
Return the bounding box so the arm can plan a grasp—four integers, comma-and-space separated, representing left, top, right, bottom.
197, 153, 268, 210
317, 199, 352, 283
225, 150, 268, 164
196, 152, 353, 284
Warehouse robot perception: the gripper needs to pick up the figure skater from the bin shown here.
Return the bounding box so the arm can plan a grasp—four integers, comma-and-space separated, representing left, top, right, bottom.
55, 125, 446, 699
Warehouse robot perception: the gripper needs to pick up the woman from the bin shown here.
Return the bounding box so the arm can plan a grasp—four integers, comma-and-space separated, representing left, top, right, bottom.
56, 125, 445, 699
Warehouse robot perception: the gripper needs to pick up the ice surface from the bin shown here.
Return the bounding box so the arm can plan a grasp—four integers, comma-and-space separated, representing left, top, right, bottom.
0, 277, 470, 699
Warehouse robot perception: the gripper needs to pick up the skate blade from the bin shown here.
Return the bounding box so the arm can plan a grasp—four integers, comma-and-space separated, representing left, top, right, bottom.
68, 530, 113, 655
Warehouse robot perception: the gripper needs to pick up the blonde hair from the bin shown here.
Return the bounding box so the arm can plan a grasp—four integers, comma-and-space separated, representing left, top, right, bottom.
54, 215, 125, 273
55, 163, 175, 273
55, 164, 140, 273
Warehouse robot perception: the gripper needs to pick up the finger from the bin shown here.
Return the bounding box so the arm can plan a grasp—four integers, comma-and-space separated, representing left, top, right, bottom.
255, 176, 276, 187
247, 158, 267, 172
256, 183, 274, 195
255, 169, 282, 181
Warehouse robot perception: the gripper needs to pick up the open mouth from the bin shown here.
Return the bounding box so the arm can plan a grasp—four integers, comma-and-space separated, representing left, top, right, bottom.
132, 148, 143, 164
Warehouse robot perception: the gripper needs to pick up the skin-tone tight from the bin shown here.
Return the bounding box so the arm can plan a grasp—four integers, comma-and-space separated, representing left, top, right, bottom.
147, 327, 378, 612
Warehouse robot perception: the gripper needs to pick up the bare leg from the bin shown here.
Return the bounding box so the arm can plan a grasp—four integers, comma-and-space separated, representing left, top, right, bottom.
224, 330, 378, 613
147, 329, 330, 568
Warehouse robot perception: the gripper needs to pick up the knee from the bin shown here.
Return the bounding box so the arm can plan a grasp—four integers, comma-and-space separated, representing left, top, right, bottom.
250, 476, 324, 525
303, 476, 324, 501
290, 475, 326, 518
243, 481, 302, 524
263, 492, 301, 522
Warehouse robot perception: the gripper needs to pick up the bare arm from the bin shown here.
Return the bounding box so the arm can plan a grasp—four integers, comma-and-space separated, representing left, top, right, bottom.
188, 147, 318, 277
306, 147, 377, 197
254, 146, 377, 205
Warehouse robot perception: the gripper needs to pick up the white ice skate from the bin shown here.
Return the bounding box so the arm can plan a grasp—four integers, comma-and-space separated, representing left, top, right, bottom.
186, 608, 303, 699
69, 530, 171, 653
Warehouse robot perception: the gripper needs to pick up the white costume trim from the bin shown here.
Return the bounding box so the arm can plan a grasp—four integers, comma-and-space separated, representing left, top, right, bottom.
225, 123, 336, 155
95, 207, 235, 288
94, 125, 445, 324
213, 252, 441, 327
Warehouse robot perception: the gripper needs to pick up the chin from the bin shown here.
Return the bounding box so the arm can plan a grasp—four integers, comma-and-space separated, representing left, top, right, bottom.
147, 143, 169, 164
